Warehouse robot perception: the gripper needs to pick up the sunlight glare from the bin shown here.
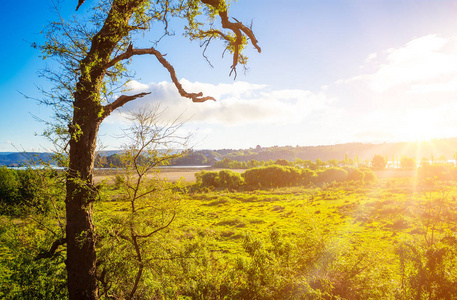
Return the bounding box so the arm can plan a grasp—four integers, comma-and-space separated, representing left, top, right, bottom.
399, 111, 440, 142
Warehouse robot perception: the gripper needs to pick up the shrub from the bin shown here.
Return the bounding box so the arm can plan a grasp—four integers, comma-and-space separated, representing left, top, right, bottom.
347, 168, 365, 182
16, 169, 39, 202
217, 170, 244, 189
0, 167, 20, 205
300, 168, 317, 185
417, 165, 455, 181
317, 167, 348, 184
362, 168, 377, 183
243, 165, 302, 188
197, 171, 219, 188
196, 170, 244, 190
0, 168, 59, 215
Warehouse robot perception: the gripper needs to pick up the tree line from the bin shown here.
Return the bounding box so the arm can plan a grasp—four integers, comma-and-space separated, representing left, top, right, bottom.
196, 165, 377, 190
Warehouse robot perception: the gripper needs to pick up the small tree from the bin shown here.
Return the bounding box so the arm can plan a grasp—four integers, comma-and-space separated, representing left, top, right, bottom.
97, 105, 186, 298
400, 156, 416, 170
371, 154, 386, 170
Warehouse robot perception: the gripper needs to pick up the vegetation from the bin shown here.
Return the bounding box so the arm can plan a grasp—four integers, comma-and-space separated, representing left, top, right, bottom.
4, 164, 457, 298
371, 154, 387, 170
0, 167, 62, 215
34, 0, 261, 297
197, 165, 376, 190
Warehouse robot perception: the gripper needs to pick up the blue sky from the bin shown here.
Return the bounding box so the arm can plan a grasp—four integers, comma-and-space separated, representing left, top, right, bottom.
2, 0, 457, 152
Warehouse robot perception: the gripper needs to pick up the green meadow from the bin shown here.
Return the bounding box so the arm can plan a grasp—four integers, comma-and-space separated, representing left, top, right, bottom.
2, 166, 457, 299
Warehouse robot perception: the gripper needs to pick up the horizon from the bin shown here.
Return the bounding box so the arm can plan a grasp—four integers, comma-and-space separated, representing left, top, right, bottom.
2, 135, 457, 154
2, 1, 457, 152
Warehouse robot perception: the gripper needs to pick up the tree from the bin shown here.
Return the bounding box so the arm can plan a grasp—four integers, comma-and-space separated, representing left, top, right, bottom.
400, 156, 416, 170
37, 1, 260, 298
371, 154, 386, 170
98, 105, 185, 298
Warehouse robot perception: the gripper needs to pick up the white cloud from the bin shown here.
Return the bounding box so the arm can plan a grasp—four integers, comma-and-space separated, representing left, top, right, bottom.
125, 80, 149, 92
361, 35, 457, 92
102, 34, 457, 148
317, 34, 457, 144
105, 79, 332, 127
365, 52, 377, 63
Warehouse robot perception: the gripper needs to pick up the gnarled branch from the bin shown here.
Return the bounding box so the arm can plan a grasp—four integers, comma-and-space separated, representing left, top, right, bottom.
101, 92, 151, 120
200, 0, 261, 77
105, 45, 216, 103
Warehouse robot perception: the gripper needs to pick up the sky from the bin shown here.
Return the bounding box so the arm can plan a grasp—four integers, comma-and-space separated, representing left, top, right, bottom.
2, 0, 457, 152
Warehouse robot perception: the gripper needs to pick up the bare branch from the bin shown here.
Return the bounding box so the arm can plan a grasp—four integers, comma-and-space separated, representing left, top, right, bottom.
150, 47, 216, 102
106, 45, 216, 103
75, 0, 85, 11
101, 92, 151, 120
136, 213, 176, 238
200, 0, 261, 77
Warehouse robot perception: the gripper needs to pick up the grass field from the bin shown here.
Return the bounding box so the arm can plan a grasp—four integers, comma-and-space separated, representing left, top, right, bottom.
4, 168, 457, 299
91, 173, 457, 298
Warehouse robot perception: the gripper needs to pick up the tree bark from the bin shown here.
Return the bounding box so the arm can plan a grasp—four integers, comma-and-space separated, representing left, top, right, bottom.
66, 99, 102, 299
65, 1, 144, 298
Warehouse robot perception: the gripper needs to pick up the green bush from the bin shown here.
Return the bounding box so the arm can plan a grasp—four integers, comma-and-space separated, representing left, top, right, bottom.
346, 168, 365, 182
0, 167, 58, 214
362, 168, 377, 183
0, 167, 20, 205
196, 170, 244, 189
243, 165, 301, 188
317, 167, 348, 184
300, 168, 317, 185
217, 170, 244, 189
197, 171, 219, 187
417, 165, 456, 181
0, 219, 67, 299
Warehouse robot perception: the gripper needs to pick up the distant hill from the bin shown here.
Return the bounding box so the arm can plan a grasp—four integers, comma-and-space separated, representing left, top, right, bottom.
3, 137, 457, 167
186, 137, 457, 164
0, 152, 55, 167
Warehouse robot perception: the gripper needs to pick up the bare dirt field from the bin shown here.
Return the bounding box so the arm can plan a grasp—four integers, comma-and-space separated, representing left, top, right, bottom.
93, 168, 245, 184
373, 169, 417, 178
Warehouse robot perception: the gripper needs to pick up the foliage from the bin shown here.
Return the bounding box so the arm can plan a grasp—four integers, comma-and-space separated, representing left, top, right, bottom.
197, 169, 244, 190
0, 218, 67, 299
197, 166, 377, 190
400, 156, 416, 169
372, 154, 387, 170
417, 164, 457, 181
0, 173, 67, 300
397, 239, 457, 300
243, 165, 305, 188
95, 106, 186, 299
0, 167, 61, 215
0, 167, 20, 206
218, 169, 244, 189
361, 168, 377, 183
0, 219, 67, 299
346, 167, 365, 182
6, 160, 457, 298
316, 167, 348, 184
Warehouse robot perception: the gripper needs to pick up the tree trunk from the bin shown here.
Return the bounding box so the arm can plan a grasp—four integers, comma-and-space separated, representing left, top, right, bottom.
65, 98, 102, 299
64, 2, 145, 298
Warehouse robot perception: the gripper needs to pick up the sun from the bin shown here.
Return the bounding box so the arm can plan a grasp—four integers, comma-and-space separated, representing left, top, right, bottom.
399, 110, 440, 142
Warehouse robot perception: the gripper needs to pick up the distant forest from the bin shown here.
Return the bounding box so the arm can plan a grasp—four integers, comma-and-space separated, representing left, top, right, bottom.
2, 137, 457, 167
